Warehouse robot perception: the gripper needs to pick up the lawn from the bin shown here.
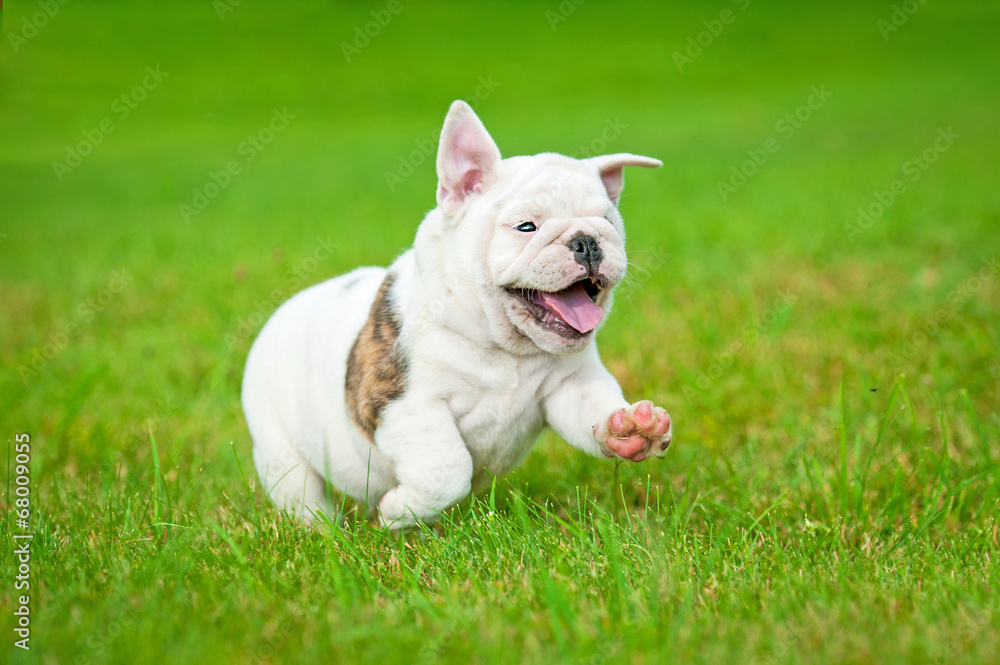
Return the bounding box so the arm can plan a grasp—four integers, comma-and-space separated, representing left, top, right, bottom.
2, 1, 999, 663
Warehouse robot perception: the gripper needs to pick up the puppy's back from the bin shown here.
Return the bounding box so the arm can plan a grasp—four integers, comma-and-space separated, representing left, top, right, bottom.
242, 267, 388, 469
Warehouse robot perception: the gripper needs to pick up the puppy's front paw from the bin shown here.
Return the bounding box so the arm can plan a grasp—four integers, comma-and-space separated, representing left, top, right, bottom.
594, 400, 672, 462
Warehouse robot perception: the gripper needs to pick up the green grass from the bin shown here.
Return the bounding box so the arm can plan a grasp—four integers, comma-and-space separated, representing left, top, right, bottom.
2, 1, 999, 663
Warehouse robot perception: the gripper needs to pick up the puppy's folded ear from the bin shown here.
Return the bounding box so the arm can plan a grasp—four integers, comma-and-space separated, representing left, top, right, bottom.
589, 153, 662, 205
436, 100, 502, 216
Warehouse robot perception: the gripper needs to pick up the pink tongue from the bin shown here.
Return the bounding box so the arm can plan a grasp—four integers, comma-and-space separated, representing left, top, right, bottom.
537, 283, 604, 333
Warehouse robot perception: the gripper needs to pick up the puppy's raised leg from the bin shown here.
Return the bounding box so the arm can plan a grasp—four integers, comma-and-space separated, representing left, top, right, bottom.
375, 401, 474, 529
544, 348, 672, 462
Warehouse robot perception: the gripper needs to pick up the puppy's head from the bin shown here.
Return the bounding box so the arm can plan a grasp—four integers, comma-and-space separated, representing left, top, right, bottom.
428, 100, 661, 355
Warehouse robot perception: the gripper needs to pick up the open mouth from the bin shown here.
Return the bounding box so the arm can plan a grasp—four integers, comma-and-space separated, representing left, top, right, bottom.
506, 277, 606, 338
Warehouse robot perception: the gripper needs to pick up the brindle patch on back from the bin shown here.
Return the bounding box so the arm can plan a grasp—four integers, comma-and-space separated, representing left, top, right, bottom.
345, 274, 406, 443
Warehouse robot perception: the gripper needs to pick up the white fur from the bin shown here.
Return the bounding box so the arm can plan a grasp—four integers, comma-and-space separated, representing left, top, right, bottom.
242, 101, 669, 528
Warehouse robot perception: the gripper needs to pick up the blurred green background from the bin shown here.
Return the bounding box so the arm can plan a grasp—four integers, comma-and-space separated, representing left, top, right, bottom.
1, 1, 999, 664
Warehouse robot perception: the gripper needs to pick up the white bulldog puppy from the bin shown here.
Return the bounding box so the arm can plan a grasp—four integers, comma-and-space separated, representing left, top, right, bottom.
242, 101, 673, 529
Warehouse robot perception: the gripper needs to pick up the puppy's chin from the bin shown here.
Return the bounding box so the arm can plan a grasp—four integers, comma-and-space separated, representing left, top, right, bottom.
501, 277, 610, 354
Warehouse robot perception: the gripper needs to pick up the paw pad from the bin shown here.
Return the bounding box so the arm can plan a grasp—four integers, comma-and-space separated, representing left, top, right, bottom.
596, 400, 672, 462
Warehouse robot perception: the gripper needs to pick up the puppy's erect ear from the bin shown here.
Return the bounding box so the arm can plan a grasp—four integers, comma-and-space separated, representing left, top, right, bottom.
589, 153, 662, 205
436, 100, 502, 215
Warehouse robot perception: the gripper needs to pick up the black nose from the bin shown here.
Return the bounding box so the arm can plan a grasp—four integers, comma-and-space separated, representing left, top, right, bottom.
567, 235, 603, 272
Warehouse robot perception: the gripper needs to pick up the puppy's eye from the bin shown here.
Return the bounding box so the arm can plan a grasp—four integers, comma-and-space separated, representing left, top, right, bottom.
515, 221, 537, 233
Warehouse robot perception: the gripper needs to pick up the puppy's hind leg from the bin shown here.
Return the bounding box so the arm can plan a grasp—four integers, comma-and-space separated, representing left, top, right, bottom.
252, 436, 335, 524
